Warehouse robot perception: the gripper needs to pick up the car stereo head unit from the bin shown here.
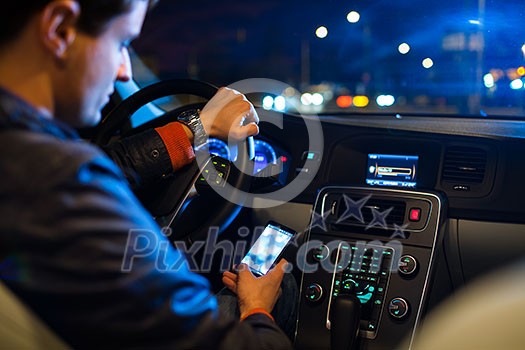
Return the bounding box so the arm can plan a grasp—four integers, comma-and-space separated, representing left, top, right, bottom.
366, 153, 418, 188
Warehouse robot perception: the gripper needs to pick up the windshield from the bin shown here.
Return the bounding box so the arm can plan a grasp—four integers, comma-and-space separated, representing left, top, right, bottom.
132, 0, 525, 118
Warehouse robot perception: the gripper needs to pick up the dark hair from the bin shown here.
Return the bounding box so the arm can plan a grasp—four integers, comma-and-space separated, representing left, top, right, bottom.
0, 0, 158, 47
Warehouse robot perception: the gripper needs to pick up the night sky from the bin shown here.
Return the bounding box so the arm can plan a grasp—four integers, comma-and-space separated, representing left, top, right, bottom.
133, 0, 525, 99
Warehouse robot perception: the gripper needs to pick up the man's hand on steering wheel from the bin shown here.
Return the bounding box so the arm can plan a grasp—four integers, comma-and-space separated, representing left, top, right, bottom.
197, 87, 259, 142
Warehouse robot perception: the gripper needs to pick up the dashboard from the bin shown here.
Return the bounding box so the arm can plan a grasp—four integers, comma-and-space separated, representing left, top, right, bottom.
259, 113, 522, 220
247, 112, 525, 348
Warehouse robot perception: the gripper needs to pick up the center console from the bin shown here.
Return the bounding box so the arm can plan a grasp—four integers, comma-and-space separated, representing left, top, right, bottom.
294, 186, 446, 349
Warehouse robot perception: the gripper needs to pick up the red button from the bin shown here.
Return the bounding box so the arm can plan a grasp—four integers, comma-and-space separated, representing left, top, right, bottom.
409, 208, 421, 222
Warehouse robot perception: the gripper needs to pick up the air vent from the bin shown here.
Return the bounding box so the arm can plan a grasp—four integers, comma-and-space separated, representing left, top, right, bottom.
335, 197, 406, 227
442, 146, 487, 184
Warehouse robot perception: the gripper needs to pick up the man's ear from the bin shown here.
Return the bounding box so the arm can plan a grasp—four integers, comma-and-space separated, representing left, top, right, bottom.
40, 0, 81, 60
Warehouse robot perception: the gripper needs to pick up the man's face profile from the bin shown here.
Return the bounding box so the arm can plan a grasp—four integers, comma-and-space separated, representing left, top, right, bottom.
53, 0, 148, 127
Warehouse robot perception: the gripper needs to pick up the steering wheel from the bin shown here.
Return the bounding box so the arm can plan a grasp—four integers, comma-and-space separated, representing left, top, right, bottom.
93, 79, 254, 243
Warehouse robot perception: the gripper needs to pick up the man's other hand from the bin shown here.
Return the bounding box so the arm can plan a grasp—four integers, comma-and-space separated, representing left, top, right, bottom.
230, 259, 287, 319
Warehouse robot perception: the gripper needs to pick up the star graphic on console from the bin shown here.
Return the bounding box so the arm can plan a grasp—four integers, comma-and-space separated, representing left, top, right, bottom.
365, 206, 393, 230
309, 210, 331, 232
336, 194, 372, 224
390, 223, 409, 239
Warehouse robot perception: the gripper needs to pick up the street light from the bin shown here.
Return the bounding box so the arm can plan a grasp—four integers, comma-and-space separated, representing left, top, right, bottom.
422, 58, 434, 69
315, 26, 328, 39
347, 11, 360, 23
398, 43, 410, 54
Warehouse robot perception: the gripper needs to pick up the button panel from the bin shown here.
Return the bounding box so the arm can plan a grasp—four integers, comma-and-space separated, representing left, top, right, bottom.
305, 283, 324, 302
388, 297, 409, 319
196, 156, 230, 188
312, 244, 330, 261
398, 255, 418, 276
409, 208, 421, 222
328, 242, 394, 339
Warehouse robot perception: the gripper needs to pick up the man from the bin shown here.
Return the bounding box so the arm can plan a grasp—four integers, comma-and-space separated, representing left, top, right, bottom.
0, 0, 293, 349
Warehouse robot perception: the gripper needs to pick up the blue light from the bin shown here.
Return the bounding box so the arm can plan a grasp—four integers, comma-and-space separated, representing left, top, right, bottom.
510, 79, 524, 90
357, 292, 373, 304
274, 96, 286, 111
262, 95, 274, 110
483, 73, 494, 88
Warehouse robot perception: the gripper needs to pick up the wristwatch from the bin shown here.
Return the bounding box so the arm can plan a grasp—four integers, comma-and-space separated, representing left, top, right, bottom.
177, 109, 208, 148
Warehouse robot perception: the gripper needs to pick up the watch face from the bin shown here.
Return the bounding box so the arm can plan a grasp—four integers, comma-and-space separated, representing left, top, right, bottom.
178, 109, 199, 123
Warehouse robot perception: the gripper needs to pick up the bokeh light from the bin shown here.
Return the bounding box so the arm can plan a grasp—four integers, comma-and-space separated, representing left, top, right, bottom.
315, 26, 328, 39
398, 43, 410, 54
262, 95, 274, 110
311, 93, 324, 106
510, 79, 524, 90
376, 95, 395, 107
274, 96, 286, 111
483, 73, 494, 88
347, 11, 360, 23
336, 95, 353, 108
353, 95, 369, 107
301, 93, 313, 105
422, 58, 434, 69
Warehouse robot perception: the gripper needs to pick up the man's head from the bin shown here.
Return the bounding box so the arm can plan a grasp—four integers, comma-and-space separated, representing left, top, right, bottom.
1, 1, 157, 48
0, 0, 157, 127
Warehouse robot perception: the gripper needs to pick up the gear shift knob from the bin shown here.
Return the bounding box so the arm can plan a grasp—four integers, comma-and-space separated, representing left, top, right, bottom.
330, 294, 361, 350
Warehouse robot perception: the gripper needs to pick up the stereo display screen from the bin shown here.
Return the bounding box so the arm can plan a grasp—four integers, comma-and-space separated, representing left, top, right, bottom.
366, 153, 418, 188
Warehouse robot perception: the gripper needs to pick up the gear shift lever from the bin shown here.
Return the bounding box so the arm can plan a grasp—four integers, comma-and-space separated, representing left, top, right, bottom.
330, 293, 361, 350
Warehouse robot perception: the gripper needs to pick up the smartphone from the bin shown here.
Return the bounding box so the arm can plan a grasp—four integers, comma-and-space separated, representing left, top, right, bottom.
240, 221, 296, 276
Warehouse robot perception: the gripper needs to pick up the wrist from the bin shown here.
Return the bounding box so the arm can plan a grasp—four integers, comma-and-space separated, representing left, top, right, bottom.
199, 109, 213, 136
176, 109, 208, 147
240, 308, 275, 322
178, 123, 194, 142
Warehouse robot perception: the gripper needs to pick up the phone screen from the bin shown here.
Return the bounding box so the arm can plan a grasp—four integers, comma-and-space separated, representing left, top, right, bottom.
241, 222, 295, 276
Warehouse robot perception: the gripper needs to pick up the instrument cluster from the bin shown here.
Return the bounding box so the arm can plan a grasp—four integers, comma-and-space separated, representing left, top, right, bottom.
207, 138, 279, 175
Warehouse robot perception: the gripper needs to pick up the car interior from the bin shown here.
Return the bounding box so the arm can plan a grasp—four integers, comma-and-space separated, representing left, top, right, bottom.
2, 0, 525, 349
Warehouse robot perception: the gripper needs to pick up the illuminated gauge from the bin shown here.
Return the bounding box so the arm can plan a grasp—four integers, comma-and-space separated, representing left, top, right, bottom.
254, 139, 277, 174
207, 138, 230, 160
